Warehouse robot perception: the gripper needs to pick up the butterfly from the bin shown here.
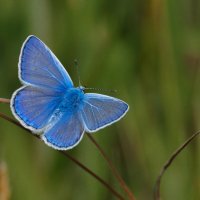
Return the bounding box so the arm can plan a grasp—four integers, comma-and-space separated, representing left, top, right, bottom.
10, 35, 129, 150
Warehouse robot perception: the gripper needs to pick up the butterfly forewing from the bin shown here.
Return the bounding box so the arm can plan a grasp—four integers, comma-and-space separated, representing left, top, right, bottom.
81, 93, 129, 132
19, 35, 73, 91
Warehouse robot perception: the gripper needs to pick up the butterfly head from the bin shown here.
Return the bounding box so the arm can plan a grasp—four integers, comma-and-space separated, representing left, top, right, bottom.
78, 86, 85, 91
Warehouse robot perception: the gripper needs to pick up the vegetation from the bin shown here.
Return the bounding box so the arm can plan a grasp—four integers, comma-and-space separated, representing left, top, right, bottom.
0, 0, 199, 199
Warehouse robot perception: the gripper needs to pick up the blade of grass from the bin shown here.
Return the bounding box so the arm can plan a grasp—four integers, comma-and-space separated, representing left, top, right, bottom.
87, 134, 136, 200
154, 130, 200, 200
0, 162, 10, 200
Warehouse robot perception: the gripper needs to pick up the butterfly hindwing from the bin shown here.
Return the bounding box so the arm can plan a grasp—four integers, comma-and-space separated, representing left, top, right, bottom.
19, 35, 73, 91
81, 93, 129, 132
42, 111, 85, 150
11, 86, 63, 132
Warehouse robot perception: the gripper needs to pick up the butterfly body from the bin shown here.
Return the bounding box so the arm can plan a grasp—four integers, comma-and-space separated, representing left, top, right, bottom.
59, 87, 84, 112
11, 35, 129, 150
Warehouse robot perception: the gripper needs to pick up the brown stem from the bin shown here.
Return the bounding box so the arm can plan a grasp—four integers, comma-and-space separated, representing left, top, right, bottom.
87, 134, 136, 200
61, 151, 124, 200
0, 111, 124, 200
0, 98, 10, 104
0, 112, 26, 130
154, 130, 200, 200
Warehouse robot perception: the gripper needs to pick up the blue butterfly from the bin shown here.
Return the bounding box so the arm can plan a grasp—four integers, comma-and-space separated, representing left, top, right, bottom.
11, 35, 129, 150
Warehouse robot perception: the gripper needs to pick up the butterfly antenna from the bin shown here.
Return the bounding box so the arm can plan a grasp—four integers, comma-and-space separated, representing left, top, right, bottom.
74, 59, 81, 86
84, 87, 117, 93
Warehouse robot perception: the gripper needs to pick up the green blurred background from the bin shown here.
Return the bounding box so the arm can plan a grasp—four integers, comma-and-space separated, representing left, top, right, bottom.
0, 0, 200, 199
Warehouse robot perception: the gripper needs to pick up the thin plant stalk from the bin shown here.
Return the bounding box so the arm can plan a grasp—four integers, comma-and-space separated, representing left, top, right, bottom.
87, 134, 136, 200
0, 98, 10, 104
154, 130, 200, 200
0, 101, 124, 200
60, 151, 124, 200
0, 97, 135, 199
